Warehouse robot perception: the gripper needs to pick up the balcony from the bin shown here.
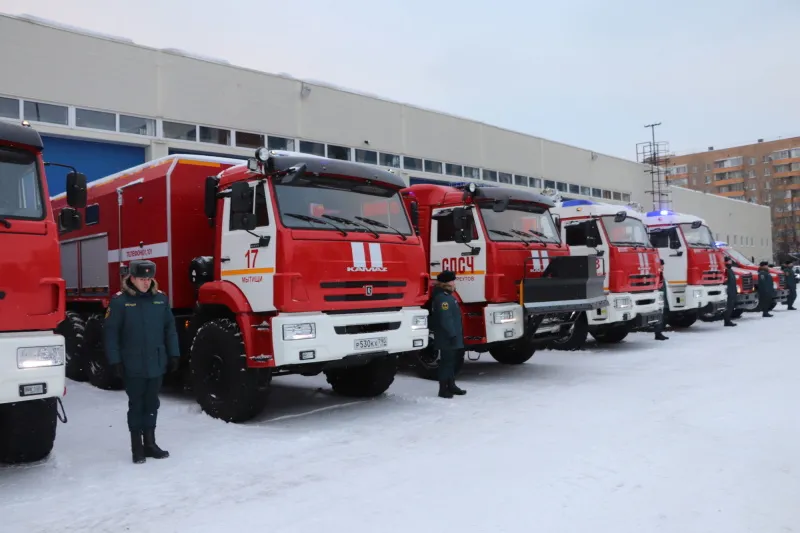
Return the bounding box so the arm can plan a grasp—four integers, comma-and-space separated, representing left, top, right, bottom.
712, 164, 743, 174
713, 177, 745, 187
718, 189, 745, 197
771, 148, 800, 164
666, 172, 688, 181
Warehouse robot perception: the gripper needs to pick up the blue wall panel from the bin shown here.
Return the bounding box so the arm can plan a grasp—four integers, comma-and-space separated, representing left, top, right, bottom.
41, 136, 145, 197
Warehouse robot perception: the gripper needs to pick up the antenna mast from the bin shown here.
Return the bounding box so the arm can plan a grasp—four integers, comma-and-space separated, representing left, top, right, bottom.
636, 123, 672, 211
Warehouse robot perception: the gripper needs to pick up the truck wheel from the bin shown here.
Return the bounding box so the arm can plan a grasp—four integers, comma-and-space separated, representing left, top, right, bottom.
84, 314, 123, 391
325, 355, 398, 397
190, 318, 272, 423
698, 309, 723, 322
667, 313, 697, 329
590, 326, 629, 344
56, 311, 88, 382
0, 398, 58, 464
550, 312, 588, 351
489, 338, 536, 364
411, 345, 465, 380
731, 309, 744, 319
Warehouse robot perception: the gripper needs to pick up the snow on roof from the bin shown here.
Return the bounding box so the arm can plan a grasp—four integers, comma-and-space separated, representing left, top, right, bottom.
14, 13, 135, 45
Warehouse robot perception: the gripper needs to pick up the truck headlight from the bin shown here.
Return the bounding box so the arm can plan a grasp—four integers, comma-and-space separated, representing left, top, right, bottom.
773, 281, 778, 290
656, 291, 664, 304
693, 289, 703, 299
282, 323, 316, 341
614, 297, 632, 309
17, 346, 65, 369
736, 286, 741, 294
411, 315, 428, 329
492, 310, 516, 323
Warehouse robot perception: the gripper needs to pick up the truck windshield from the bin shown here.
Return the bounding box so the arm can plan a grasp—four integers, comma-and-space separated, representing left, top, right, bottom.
601, 215, 652, 247
680, 223, 715, 248
479, 205, 560, 243
725, 247, 754, 266
273, 175, 412, 235
0, 146, 44, 221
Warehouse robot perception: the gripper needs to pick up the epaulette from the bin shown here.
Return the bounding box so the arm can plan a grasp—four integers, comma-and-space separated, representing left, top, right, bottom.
158, 290, 165, 294
113, 291, 123, 297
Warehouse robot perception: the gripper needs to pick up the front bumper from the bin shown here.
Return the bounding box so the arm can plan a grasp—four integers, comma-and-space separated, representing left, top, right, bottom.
678, 284, 726, 311
775, 288, 790, 304
483, 303, 524, 344
0, 332, 65, 405
271, 308, 429, 367
736, 291, 758, 310
587, 291, 663, 330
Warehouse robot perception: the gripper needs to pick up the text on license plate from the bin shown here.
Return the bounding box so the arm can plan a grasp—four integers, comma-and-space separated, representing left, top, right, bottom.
20, 383, 46, 397
354, 337, 388, 350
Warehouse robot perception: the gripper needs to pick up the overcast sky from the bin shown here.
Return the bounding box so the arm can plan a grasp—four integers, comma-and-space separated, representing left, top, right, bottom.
2, 0, 798, 161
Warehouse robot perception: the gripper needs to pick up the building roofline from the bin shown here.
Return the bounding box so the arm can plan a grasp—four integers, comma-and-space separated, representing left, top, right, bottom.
671, 135, 800, 158
670, 184, 770, 211
2, 11, 645, 167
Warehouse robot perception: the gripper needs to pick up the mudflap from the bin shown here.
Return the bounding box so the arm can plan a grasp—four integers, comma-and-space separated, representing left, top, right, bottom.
630, 310, 663, 331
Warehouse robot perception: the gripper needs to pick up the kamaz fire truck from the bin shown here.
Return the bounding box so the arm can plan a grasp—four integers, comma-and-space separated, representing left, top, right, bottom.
401, 182, 606, 379
0, 120, 86, 463
643, 210, 727, 328
549, 200, 663, 348
51, 150, 430, 423
715, 241, 788, 314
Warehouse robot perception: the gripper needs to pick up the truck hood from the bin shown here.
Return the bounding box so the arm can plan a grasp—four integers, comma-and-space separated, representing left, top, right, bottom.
274, 236, 429, 313
0, 222, 64, 332
687, 248, 725, 285
607, 246, 660, 293
486, 243, 570, 303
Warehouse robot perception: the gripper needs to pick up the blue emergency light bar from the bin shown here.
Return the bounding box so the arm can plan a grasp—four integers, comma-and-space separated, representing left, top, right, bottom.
561, 199, 597, 207
715, 241, 728, 247
645, 209, 674, 217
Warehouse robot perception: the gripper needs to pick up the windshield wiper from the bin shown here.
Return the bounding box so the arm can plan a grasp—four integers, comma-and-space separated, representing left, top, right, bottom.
322, 214, 379, 238
613, 241, 646, 248
354, 216, 408, 241
284, 212, 347, 236
509, 229, 534, 246
0, 217, 10, 228
488, 229, 514, 238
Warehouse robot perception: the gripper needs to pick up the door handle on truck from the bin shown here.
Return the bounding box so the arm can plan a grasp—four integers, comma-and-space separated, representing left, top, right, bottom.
430, 261, 441, 266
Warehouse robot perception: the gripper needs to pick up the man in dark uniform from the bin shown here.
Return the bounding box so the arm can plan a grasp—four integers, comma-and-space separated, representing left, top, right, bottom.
781, 259, 797, 310
104, 259, 180, 464
429, 271, 466, 399
722, 256, 738, 327
757, 261, 775, 318
653, 259, 668, 341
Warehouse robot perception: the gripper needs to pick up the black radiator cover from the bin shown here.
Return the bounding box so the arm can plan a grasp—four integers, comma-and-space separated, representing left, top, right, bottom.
521, 255, 607, 314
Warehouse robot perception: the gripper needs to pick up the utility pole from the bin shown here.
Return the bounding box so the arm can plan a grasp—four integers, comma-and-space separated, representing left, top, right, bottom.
636, 123, 671, 212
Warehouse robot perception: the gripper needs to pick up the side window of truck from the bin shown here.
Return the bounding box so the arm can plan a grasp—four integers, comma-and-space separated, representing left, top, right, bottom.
436, 212, 479, 242
649, 227, 679, 248
564, 221, 599, 246
254, 186, 269, 227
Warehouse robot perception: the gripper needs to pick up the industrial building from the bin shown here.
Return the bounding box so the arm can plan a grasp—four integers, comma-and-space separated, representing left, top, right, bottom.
0, 12, 774, 261
667, 136, 800, 256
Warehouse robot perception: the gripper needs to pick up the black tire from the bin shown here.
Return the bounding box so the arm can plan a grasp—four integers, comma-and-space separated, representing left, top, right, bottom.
590, 326, 629, 344
56, 311, 88, 382
550, 312, 589, 351
325, 355, 398, 397
489, 338, 536, 364
84, 313, 124, 391
0, 398, 57, 464
731, 309, 744, 319
190, 318, 271, 423
411, 344, 465, 380
667, 313, 697, 329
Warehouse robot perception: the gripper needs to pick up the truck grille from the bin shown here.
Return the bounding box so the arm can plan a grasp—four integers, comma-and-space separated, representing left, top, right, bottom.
334, 322, 401, 335
320, 280, 406, 303
629, 273, 657, 289
702, 270, 724, 283
741, 273, 754, 292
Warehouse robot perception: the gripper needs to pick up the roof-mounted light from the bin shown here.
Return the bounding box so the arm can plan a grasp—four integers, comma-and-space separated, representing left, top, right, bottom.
715, 241, 728, 247
561, 199, 595, 207
255, 147, 270, 162
467, 182, 477, 194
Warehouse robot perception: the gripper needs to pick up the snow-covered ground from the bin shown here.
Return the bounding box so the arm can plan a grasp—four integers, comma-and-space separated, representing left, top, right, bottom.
2, 311, 800, 533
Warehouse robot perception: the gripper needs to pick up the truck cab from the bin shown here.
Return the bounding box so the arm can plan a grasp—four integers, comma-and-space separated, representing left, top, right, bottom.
644, 210, 727, 328
715, 242, 788, 311
403, 182, 605, 378
0, 120, 85, 463
551, 200, 663, 346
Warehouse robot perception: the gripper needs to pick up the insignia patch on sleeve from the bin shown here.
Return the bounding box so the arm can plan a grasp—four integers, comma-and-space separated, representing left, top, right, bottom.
105, 307, 111, 319
441, 302, 449, 310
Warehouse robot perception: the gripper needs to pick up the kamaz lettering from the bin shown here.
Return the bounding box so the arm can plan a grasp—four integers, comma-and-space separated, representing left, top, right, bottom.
441, 256, 474, 273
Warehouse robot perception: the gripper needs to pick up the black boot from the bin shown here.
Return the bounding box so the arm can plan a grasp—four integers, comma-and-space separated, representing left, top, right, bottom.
724, 320, 737, 327
763, 312, 773, 318
449, 379, 466, 395
130, 431, 145, 464
788, 306, 796, 310
654, 332, 668, 341
438, 381, 453, 399
143, 428, 169, 459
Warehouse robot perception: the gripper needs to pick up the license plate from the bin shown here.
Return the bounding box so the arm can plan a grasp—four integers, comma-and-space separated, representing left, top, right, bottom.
19, 383, 46, 397
354, 337, 388, 350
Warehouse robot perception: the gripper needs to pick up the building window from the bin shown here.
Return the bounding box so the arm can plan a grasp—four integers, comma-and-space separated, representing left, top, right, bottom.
23, 100, 68, 125
580, 186, 591, 196
705, 163, 711, 171
568, 184, 580, 194
446, 163, 463, 177
327, 144, 351, 161
621, 193, 631, 202
425, 160, 443, 174
544, 180, 555, 189
0, 96, 18, 119
749, 157, 756, 165
75, 108, 116, 131
514, 174, 527, 186
499, 172, 512, 184
591, 188, 602, 198
613, 191, 622, 200
529, 177, 542, 188
235, 131, 264, 149
267, 136, 294, 151
691, 166, 698, 173
556, 182, 567, 192
299, 140, 325, 156
163, 120, 197, 141
464, 166, 480, 180
764, 168, 771, 177
355, 149, 378, 165
403, 156, 423, 171
120, 115, 156, 136
483, 170, 498, 182
602, 190, 612, 199
380, 152, 400, 168
199, 126, 231, 145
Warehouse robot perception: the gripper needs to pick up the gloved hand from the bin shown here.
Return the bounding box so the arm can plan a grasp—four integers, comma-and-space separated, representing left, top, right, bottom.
168, 358, 180, 373
112, 363, 124, 380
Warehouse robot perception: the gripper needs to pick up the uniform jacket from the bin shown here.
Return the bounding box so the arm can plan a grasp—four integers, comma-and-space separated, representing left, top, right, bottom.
725, 266, 737, 297
430, 286, 464, 350
757, 267, 775, 299
782, 266, 797, 292
104, 277, 180, 379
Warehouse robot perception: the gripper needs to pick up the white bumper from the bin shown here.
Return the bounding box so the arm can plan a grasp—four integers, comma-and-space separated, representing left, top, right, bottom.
0, 332, 65, 405
271, 307, 429, 367
587, 291, 663, 326
684, 284, 726, 310
483, 303, 525, 343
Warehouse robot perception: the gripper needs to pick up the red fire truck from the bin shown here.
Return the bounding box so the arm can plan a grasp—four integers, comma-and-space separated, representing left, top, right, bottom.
549, 200, 663, 348
643, 210, 727, 328
51, 150, 430, 422
715, 241, 788, 314
0, 120, 86, 463
401, 182, 606, 379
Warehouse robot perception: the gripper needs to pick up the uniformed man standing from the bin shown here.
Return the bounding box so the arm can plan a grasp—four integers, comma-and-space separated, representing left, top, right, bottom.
104, 259, 180, 464
757, 261, 775, 318
653, 259, 668, 341
722, 256, 738, 327
781, 259, 797, 310
430, 271, 467, 399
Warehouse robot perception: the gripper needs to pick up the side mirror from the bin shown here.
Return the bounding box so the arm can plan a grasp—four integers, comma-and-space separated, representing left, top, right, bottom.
669, 239, 681, 250
204, 176, 218, 219
452, 207, 474, 244
58, 207, 82, 232
492, 197, 509, 213
585, 235, 598, 248
691, 220, 702, 229
229, 182, 254, 214
614, 210, 627, 223
66, 172, 87, 209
